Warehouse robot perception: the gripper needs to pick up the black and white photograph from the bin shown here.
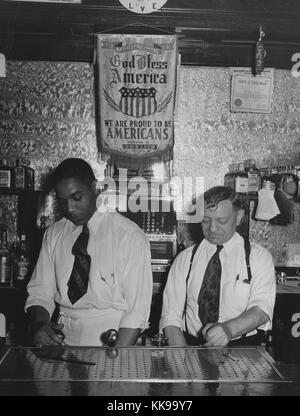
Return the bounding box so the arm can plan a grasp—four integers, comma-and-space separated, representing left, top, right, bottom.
0, 0, 300, 401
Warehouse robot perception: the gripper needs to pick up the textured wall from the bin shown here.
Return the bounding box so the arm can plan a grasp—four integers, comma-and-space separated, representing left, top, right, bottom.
173, 67, 300, 264
0, 62, 300, 264
174, 67, 300, 189
0, 61, 101, 185
0, 62, 101, 240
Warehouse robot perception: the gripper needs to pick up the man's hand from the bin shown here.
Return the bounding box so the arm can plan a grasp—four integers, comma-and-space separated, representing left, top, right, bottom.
30, 322, 66, 347
202, 323, 232, 347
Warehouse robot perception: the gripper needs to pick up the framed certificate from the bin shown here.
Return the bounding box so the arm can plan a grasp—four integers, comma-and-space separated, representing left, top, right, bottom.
230, 67, 274, 113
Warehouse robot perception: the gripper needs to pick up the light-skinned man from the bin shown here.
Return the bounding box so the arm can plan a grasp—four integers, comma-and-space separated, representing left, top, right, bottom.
160, 186, 276, 347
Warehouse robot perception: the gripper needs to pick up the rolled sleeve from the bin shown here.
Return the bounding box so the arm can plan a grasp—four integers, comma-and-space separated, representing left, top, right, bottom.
25, 228, 57, 318
247, 246, 276, 331
159, 250, 190, 332
118, 230, 153, 330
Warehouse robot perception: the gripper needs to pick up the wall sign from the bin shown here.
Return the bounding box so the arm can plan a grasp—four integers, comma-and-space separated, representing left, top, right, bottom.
230, 67, 274, 114
97, 34, 178, 159
118, 0, 168, 14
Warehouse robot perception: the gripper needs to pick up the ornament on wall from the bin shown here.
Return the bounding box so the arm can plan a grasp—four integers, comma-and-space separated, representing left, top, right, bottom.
255, 26, 266, 75
118, 0, 168, 14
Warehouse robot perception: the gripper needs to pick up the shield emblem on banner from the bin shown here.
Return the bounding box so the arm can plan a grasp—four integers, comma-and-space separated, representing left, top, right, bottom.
119, 87, 157, 118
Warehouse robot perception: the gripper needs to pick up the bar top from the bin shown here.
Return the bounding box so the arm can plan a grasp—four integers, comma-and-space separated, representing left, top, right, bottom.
0, 345, 299, 396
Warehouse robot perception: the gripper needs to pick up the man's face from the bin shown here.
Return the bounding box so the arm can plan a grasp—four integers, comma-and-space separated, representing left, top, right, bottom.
201, 199, 242, 245
55, 177, 97, 226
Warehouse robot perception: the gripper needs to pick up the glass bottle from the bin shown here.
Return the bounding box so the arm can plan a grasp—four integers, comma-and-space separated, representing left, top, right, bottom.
224, 163, 233, 188
271, 165, 298, 200
13, 158, 26, 191
292, 166, 300, 202
24, 159, 35, 190
235, 162, 249, 194
13, 233, 31, 288
244, 158, 261, 194
0, 159, 13, 191
0, 313, 6, 349
0, 228, 11, 286
10, 235, 20, 286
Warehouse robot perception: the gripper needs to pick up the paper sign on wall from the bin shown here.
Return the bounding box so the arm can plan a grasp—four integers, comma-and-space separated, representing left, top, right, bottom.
230, 67, 274, 113
0, 54, 5, 78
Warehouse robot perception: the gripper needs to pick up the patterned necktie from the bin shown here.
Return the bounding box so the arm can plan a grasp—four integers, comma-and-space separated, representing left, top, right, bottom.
198, 245, 223, 326
67, 224, 91, 304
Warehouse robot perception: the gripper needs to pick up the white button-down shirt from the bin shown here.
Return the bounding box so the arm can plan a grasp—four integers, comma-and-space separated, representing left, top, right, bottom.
160, 232, 276, 338
26, 210, 153, 334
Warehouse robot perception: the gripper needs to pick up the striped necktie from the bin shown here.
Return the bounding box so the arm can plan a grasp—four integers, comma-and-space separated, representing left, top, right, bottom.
67, 224, 91, 305
198, 245, 223, 326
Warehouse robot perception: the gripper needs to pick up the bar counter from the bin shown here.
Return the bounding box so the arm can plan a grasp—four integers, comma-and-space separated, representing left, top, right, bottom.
0, 345, 299, 396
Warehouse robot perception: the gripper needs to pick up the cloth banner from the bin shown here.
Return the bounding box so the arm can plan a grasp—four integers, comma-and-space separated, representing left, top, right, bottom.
97, 34, 178, 160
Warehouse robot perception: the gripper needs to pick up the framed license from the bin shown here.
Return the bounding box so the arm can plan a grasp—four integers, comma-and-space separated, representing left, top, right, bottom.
230, 67, 274, 113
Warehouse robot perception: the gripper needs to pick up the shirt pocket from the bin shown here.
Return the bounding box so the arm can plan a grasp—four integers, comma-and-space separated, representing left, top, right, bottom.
232, 279, 251, 311
97, 271, 121, 302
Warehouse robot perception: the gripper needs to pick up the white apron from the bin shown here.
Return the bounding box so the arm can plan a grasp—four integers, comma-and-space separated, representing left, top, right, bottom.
58, 307, 123, 346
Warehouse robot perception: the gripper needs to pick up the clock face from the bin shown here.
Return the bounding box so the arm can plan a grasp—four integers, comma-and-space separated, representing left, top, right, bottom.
119, 0, 168, 14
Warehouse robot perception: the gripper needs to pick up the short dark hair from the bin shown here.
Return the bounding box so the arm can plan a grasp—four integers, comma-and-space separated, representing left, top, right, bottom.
52, 158, 96, 187
204, 186, 248, 213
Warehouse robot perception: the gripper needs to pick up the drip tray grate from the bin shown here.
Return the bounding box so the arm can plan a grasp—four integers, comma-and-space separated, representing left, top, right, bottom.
0, 346, 288, 383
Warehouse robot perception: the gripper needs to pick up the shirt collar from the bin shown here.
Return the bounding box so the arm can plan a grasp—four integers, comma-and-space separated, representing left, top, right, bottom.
205, 232, 244, 256
88, 209, 104, 234
69, 209, 104, 235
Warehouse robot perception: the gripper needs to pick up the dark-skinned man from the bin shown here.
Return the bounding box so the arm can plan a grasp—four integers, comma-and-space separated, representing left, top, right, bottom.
25, 158, 152, 347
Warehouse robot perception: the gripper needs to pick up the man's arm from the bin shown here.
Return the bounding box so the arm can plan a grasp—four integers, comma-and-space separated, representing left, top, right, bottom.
202, 306, 268, 346
25, 227, 59, 345
163, 326, 187, 347
160, 250, 192, 346
115, 328, 141, 346
117, 231, 153, 345
26, 305, 65, 346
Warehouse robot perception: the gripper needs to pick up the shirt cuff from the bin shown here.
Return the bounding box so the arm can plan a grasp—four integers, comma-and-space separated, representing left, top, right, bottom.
24, 298, 56, 319
159, 315, 183, 333
119, 312, 149, 331
247, 302, 273, 331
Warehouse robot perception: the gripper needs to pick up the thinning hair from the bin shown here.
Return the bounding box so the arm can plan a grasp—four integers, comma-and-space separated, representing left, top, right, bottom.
52, 158, 96, 187
204, 186, 248, 213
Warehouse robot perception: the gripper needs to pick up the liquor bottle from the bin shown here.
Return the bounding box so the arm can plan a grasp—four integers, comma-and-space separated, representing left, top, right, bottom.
292, 166, 300, 202
13, 233, 31, 288
244, 159, 261, 194
0, 159, 13, 191
234, 162, 249, 194
270, 165, 298, 200
9, 235, 19, 286
0, 313, 6, 349
35, 215, 47, 260
224, 163, 234, 188
0, 228, 11, 286
24, 159, 35, 190
13, 158, 26, 191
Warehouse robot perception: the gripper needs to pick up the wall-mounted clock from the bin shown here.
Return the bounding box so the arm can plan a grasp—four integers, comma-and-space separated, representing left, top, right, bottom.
118, 0, 168, 14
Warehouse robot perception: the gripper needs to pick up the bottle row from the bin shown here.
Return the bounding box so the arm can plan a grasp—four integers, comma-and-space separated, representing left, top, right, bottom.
0, 228, 32, 288
224, 159, 300, 201
0, 158, 35, 192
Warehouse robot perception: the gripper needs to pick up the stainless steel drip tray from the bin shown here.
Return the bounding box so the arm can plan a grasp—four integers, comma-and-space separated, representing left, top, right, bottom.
0, 346, 288, 383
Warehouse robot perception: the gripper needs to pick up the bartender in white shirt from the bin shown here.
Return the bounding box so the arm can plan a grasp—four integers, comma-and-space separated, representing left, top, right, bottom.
160, 185, 276, 347
25, 158, 153, 347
